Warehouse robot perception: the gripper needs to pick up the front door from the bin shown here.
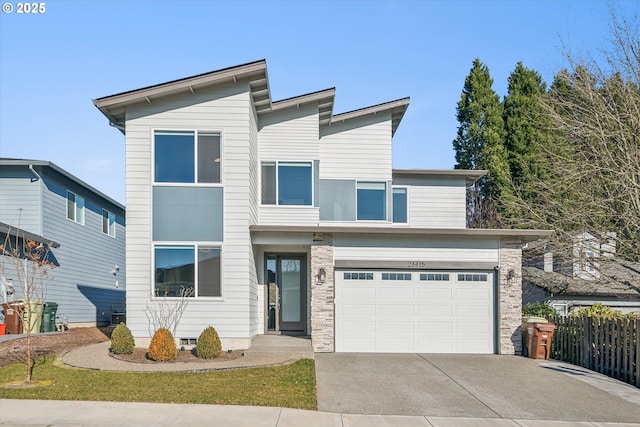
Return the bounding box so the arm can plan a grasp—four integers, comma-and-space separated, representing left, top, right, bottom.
266, 254, 306, 334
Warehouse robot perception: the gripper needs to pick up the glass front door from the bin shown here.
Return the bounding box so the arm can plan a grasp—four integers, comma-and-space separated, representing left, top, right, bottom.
266, 254, 306, 334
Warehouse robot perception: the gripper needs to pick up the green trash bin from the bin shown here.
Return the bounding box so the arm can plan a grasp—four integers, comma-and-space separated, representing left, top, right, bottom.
22, 301, 44, 334
41, 302, 58, 332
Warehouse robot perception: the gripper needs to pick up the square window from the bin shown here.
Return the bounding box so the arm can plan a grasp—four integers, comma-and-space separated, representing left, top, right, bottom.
392, 187, 407, 223
366, 272, 374, 280
344, 272, 350, 280
262, 161, 313, 206
66, 191, 85, 224
154, 131, 221, 184
382, 273, 389, 280
102, 209, 116, 237
357, 182, 386, 221
154, 245, 221, 298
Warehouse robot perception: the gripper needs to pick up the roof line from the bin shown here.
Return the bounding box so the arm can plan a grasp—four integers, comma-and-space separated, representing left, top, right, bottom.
267, 87, 336, 113
330, 97, 410, 122
93, 59, 267, 106
250, 225, 551, 242
0, 222, 61, 248
0, 159, 125, 210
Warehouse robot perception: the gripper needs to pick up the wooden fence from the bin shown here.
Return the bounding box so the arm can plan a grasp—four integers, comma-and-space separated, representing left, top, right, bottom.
549, 316, 639, 387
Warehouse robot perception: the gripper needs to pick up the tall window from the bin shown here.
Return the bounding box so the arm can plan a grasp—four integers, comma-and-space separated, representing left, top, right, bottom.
392, 187, 407, 223
102, 209, 116, 237
154, 131, 221, 184
262, 161, 313, 206
357, 182, 386, 220
66, 191, 85, 224
154, 245, 221, 297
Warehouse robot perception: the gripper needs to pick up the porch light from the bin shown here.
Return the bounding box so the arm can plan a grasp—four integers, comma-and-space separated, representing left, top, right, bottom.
317, 267, 327, 284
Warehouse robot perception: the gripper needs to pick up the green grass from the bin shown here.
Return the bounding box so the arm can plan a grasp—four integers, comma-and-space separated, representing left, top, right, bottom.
0, 357, 317, 409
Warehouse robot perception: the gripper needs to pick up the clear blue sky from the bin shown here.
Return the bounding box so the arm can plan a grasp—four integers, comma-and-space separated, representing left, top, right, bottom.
1, 0, 637, 204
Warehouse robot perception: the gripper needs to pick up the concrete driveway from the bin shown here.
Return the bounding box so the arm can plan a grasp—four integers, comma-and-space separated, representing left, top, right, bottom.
314, 353, 640, 422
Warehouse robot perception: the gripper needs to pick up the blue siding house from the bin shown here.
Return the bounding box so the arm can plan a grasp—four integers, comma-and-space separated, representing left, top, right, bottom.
0, 159, 125, 328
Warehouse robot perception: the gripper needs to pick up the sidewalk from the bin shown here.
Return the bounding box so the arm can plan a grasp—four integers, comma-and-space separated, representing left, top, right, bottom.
1, 399, 638, 427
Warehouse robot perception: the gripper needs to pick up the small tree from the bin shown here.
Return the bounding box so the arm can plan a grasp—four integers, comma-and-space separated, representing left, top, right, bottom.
0, 228, 55, 383
145, 286, 193, 337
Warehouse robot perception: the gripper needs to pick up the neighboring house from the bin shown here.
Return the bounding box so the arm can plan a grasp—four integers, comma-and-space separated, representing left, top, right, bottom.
523, 233, 639, 315
0, 159, 126, 327
94, 59, 549, 354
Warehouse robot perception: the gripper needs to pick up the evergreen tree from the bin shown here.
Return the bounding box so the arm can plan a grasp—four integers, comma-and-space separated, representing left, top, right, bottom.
502, 62, 549, 210
453, 59, 511, 227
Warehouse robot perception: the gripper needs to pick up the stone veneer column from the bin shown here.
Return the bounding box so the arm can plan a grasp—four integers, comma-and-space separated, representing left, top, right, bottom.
310, 232, 334, 352
499, 240, 524, 355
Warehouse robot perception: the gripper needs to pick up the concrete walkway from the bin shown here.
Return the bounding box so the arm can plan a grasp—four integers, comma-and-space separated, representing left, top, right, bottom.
1, 399, 638, 427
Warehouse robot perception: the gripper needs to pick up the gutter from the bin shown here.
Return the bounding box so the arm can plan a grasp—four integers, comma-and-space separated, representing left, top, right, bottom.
28, 164, 42, 182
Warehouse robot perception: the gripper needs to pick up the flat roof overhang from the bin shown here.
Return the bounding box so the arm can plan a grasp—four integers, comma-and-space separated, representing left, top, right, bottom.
250, 225, 552, 244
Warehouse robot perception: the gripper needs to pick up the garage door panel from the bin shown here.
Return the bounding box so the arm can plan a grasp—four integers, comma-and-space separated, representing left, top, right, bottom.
341, 321, 376, 335
455, 305, 491, 317
380, 338, 414, 352
340, 338, 377, 352
456, 288, 490, 301
335, 270, 494, 354
455, 321, 490, 333
416, 305, 452, 317
341, 304, 376, 317
380, 287, 413, 300
379, 321, 413, 335
342, 287, 376, 300
416, 321, 452, 334
379, 304, 414, 317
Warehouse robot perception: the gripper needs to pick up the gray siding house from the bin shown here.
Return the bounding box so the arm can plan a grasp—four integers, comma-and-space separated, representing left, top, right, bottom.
0, 159, 126, 327
94, 60, 549, 354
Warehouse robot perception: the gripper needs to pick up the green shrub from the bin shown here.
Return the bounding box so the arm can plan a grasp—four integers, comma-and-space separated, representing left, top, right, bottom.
572, 303, 626, 319
110, 322, 135, 354
196, 326, 222, 359
522, 301, 556, 319
148, 328, 178, 361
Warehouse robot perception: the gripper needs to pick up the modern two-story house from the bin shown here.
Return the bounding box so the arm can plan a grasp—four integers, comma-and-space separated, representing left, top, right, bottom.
0, 159, 126, 327
94, 60, 549, 354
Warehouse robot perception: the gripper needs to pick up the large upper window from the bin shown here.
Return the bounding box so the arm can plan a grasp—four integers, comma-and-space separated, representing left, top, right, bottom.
262, 161, 313, 206
102, 209, 116, 237
154, 131, 221, 184
392, 187, 407, 223
154, 245, 221, 297
66, 191, 85, 224
357, 182, 386, 220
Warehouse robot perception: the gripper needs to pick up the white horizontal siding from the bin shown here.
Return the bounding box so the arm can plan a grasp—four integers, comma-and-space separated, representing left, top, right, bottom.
258, 104, 319, 161
123, 82, 256, 341
320, 114, 392, 181
334, 234, 499, 264
259, 206, 319, 225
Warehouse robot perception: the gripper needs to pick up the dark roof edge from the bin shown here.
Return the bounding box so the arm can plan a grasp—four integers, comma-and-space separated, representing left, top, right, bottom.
0, 159, 125, 210
0, 222, 61, 248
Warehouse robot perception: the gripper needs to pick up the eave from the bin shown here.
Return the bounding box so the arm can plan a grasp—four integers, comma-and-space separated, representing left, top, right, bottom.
393, 169, 487, 186
250, 225, 551, 243
327, 97, 410, 136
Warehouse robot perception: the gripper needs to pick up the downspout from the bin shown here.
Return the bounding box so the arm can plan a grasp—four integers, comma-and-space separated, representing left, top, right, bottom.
28, 164, 45, 236
28, 164, 42, 182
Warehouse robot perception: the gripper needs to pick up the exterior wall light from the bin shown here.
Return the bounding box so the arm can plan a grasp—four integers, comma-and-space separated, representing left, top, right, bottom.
317, 267, 326, 285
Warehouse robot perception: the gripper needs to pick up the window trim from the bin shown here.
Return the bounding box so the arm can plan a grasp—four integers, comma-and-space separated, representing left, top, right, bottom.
152, 242, 223, 300
102, 208, 116, 238
260, 160, 315, 207
152, 129, 223, 186
66, 190, 85, 225
355, 181, 387, 222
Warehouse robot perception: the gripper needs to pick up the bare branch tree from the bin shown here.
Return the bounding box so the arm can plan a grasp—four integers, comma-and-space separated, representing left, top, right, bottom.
0, 228, 55, 383
144, 286, 193, 337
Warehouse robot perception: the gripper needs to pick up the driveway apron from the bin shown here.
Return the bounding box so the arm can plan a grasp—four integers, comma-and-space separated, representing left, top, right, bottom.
314, 353, 640, 422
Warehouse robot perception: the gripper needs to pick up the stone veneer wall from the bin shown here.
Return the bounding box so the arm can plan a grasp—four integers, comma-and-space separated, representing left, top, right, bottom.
499, 240, 524, 355
310, 232, 334, 352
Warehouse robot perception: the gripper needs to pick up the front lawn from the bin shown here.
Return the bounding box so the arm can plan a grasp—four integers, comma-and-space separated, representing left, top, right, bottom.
0, 357, 316, 410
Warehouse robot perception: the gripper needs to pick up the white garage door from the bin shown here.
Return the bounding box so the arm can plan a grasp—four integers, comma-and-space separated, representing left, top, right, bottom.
335, 270, 495, 353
